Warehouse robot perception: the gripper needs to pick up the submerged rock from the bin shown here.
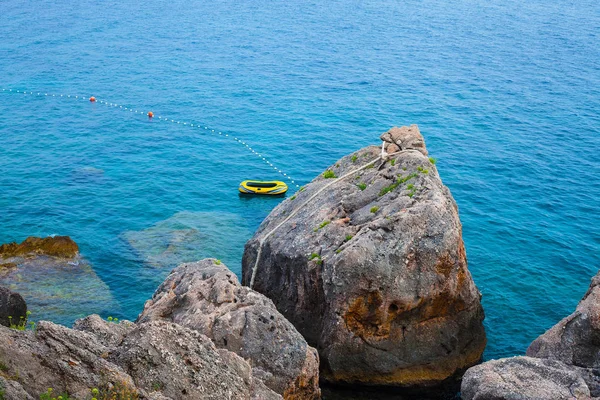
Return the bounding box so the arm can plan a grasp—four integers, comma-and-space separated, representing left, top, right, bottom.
0, 236, 78, 258
122, 211, 252, 271
0, 286, 27, 327
242, 126, 486, 389
0, 237, 117, 325
138, 259, 320, 399
462, 270, 600, 399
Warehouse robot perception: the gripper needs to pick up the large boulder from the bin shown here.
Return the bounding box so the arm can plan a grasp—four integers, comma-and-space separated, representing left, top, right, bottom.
137, 259, 320, 399
0, 286, 27, 327
242, 126, 486, 388
461, 270, 600, 399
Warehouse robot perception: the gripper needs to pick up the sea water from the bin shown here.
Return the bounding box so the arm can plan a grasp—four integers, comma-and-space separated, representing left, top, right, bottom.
0, 0, 599, 361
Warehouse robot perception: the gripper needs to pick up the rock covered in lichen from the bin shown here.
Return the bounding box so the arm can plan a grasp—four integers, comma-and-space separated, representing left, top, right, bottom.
242, 125, 486, 389
138, 259, 320, 399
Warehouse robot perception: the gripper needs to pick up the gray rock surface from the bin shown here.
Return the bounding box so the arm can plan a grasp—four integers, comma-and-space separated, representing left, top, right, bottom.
242, 125, 486, 388
461, 356, 600, 400
527, 271, 600, 368
462, 270, 600, 399
0, 317, 280, 399
138, 259, 320, 399
0, 286, 27, 327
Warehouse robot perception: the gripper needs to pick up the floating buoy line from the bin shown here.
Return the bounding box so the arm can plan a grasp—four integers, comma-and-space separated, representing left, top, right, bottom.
1, 88, 300, 188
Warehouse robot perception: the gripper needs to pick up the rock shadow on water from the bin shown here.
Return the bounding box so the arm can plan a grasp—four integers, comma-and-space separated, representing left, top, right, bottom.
121, 211, 252, 276
0, 254, 117, 326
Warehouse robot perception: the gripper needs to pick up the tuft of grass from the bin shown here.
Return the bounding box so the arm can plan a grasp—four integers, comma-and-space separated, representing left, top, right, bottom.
107, 316, 119, 323
290, 195, 296, 200
309, 253, 320, 261
336, 249, 342, 254
407, 184, 414, 190
357, 183, 367, 191
39, 388, 73, 400
323, 170, 337, 179
8, 310, 33, 331
402, 167, 407, 171
214, 259, 222, 265
314, 220, 330, 231
429, 157, 437, 165
417, 166, 429, 174
351, 154, 358, 163
365, 163, 374, 169
389, 159, 396, 166
370, 206, 379, 214
0, 362, 8, 373
379, 173, 418, 196
345, 235, 353, 241
299, 186, 306, 192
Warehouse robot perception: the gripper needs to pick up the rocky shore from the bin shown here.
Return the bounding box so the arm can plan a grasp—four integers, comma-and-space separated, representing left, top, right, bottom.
11, 125, 590, 399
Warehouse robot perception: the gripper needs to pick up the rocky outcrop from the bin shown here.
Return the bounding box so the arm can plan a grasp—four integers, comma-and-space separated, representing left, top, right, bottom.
138, 259, 320, 399
242, 125, 486, 388
527, 271, 600, 367
461, 356, 600, 400
0, 236, 79, 258
462, 270, 600, 399
0, 286, 27, 327
0, 317, 280, 399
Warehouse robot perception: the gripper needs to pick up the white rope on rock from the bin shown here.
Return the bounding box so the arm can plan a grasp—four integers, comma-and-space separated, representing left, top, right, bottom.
248, 145, 424, 288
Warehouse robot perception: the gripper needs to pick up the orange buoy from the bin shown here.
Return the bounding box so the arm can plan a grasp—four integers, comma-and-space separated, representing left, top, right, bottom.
89, 96, 96, 102
147, 111, 154, 119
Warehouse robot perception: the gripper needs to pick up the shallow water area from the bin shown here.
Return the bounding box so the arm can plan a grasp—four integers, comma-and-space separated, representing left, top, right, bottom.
0, 0, 599, 363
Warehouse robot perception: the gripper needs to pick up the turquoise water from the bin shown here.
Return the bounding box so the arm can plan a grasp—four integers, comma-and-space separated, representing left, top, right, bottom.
1, 0, 599, 361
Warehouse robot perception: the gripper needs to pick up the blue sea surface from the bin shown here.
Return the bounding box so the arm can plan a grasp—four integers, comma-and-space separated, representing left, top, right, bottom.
1, 0, 599, 361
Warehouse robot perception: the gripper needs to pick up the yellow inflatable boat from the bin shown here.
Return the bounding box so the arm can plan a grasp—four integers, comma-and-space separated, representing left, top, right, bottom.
239, 180, 288, 195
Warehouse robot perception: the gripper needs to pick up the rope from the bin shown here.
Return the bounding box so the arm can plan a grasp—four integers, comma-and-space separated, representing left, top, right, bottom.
1, 88, 300, 188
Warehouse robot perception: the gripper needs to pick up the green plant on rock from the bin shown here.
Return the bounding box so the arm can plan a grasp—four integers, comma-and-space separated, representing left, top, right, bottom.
90, 382, 139, 400
389, 159, 396, 166
357, 183, 367, 191
214, 259, 222, 265
370, 206, 379, 213
345, 235, 353, 241
39, 388, 73, 400
323, 170, 337, 179
0, 385, 4, 400
308, 253, 323, 265
290, 195, 296, 200
8, 310, 32, 331
365, 163, 374, 169
429, 157, 437, 165
314, 220, 330, 232
299, 186, 306, 192
0, 362, 8, 373
417, 166, 429, 174
351, 154, 358, 163
379, 173, 418, 196
107, 316, 119, 323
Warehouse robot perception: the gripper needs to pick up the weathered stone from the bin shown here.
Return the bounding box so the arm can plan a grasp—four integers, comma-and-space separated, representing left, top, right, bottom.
138, 259, 320, 399
461, 356, 600, 400
110, 320, 257, 400
379, 125, 428, 156
0, 286, 27, 327
242, 127, 485, 389
528, 271, 600, 368
73, 314, 135, 347
0, 236, 79, 258
0, 376, 35, 400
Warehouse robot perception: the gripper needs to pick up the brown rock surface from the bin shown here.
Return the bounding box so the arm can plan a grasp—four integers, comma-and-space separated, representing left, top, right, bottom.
138, 259, 320, 399
242, 126, 486, 389
0, 236, 79, 258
